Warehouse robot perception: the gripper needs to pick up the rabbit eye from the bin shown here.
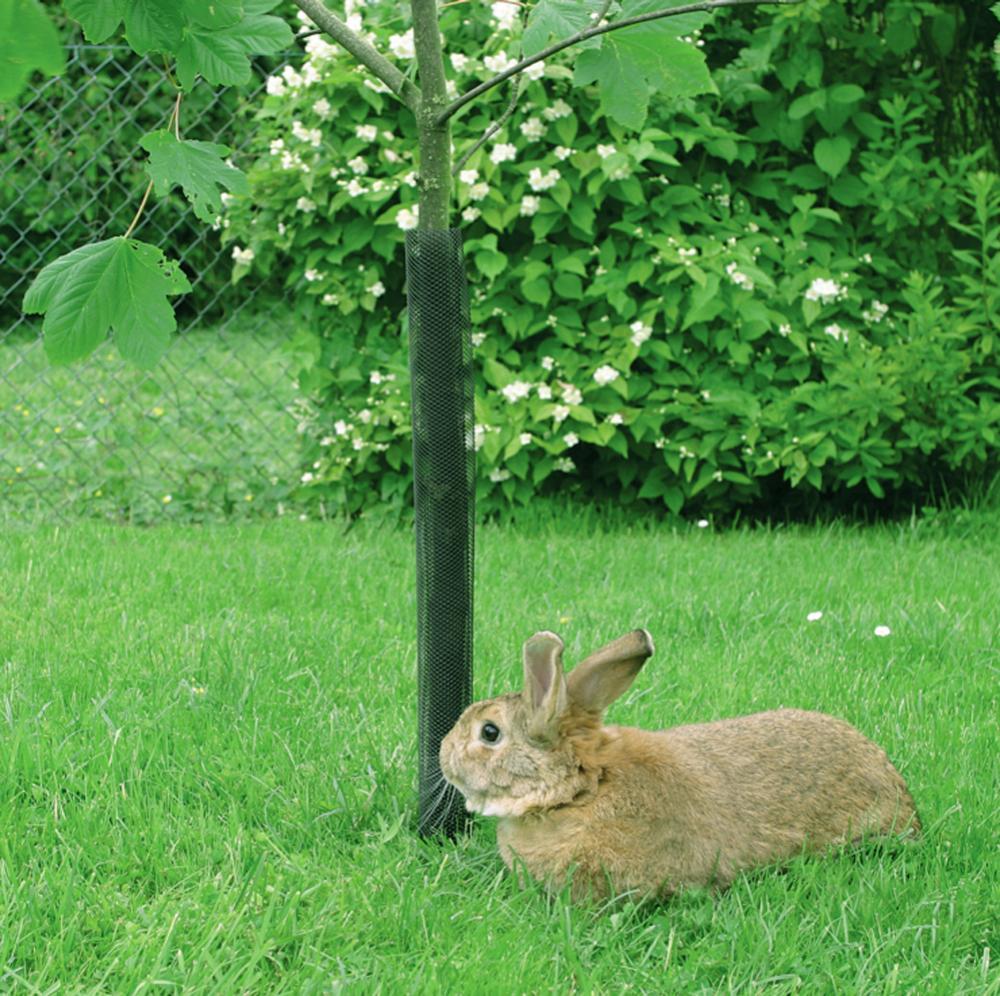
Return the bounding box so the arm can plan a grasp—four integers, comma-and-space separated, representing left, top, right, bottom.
480, 722, 501, 744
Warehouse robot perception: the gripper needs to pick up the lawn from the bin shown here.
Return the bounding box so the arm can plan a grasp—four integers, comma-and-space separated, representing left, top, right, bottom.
0, 516, 997, 993
0, 322, 301, 522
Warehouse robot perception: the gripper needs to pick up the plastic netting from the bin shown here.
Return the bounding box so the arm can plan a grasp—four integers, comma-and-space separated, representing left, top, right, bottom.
406, 228, 474, 837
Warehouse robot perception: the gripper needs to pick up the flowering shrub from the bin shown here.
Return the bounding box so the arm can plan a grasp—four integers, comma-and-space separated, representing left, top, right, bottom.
224, 0, 1000, 517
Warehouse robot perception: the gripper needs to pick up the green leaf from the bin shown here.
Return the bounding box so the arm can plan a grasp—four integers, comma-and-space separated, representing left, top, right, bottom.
522, 0, 604, 58
827, 83, 864, 105
124, 0, 186, 54
22, 237, 190, 367
140, 129, 249, 222
182, 0, 243, 30
574, 23, 713, 131
176, 29, 249, 88
175, 11, 292, 89
65, 0, 127, 42
0, 0, 65, 103
813, 135, 852, 178
787, 89, 826, 120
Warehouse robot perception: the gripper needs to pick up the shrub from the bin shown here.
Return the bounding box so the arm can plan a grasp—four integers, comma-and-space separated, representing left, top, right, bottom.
223, 0, 1000, 518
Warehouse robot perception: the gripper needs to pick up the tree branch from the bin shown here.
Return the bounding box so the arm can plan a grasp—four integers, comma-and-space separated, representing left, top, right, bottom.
435, 0, 801, 126
452, 74, 521, 177
291, 0, 421, 112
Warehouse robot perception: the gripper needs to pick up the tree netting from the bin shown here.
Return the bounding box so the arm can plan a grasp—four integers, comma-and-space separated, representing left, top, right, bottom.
406, 228, 474, 837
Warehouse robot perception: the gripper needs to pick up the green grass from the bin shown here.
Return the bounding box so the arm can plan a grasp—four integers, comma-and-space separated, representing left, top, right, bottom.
0, 516, 997, 993
0, 324, 300, 522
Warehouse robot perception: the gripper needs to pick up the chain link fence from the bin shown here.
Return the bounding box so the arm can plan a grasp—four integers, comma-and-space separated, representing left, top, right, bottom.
1, 45, 307, 523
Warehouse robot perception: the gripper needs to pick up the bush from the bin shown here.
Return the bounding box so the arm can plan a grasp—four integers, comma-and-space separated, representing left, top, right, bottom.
223, 0, 1000, 518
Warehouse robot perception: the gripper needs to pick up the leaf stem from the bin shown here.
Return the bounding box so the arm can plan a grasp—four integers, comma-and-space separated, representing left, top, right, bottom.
452, 74, 521, 176
436, 0, 802, 126
124, 93, 181, 240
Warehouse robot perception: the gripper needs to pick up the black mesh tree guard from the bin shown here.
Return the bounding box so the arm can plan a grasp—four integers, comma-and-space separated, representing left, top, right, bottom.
406, 229, 474, 837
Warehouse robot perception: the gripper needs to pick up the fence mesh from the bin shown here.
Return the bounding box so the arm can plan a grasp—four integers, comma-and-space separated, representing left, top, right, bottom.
0, 45, 304, 522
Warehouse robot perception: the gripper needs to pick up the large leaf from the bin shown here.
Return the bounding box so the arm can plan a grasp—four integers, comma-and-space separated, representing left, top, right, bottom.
124, 0, 186, 54
175, 11, 292, 89
23, 238, 190, 367
182, 0, 243, 30
574, 18, 713, 130
522, 0, 606, 58
0, 0, 65, 103
65, 0, 127, 42
140, 129, 249, 222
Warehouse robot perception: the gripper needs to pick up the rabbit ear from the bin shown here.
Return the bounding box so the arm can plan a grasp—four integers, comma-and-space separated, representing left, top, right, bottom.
566, 629, 655, 714
522, 631, 567, 743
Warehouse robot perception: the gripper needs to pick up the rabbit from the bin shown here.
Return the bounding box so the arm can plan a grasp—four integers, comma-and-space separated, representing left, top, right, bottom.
439, 629, 920, 901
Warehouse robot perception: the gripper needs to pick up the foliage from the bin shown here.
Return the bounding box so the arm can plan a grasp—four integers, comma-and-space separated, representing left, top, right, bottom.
224, 0, 1000, 518
16, 2, 293, 360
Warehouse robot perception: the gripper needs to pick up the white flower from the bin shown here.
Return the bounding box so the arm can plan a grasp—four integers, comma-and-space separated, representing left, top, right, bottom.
450, 52, 470, 72
459, 169, 479, 185
520, 195, 540, 217
561, 383, 583, 405
231, 245, 254, 265
322, 293, 339, 306
563, 432, 579, 448
537, 384, 553, 400
402, 171, 418, 187
520, 117, 545, 141
484, 52, 517, 73
471, 331, 486, 346
490, 143, 517, 164
524, 61, 546, 81
282, 66, 303, 89
389, 30, 415, 59
543, 99, 572, 121
396, 206, 420, 230
347, 156, 369, 175
368, 280, 385, 298
554, 457, 575, 472
359, 409, 372, 423
552, 404, 570, 422
352, 438, 364, 451
462, 206, 481, 223
469, 182, 490, 201
554, 146, 574, 161
519, 432, 532, 445
491, 0, 518, 29
629, 320, 652, 346
269, 138, 285, 155
697, 519, 709, 528
805, 277, 846, 304
593, 365, 619, 386
596, 143, 617, 159
266, 75, 285, 96
313, 97, 333, 121
292, 120, 322, 146
304, 268, 324, 282
355, 124, 378, 142
874, 625, 892, 637
305, 35, 337, 61
807, 611, 823, 622
608, 413, 624, 425
541, 356, 555, 371
863, 300, 889, 323
300, 472, 314, 483
824, 323, 848, 342
528, 167, 560, 191
501, 380, 532, 403
370, 371, 383, 384
296, 197, 316, 213
778, 323, 792, 337
489, 467, 512, 483
726, 261, 754, 291
334, 419, 350, 436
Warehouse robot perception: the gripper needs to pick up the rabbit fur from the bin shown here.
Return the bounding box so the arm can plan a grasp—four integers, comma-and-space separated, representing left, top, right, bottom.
439, 630, 920, 901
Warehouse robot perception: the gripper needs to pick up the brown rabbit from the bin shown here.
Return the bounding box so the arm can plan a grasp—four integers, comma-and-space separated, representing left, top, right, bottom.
439, 630, 920, 901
